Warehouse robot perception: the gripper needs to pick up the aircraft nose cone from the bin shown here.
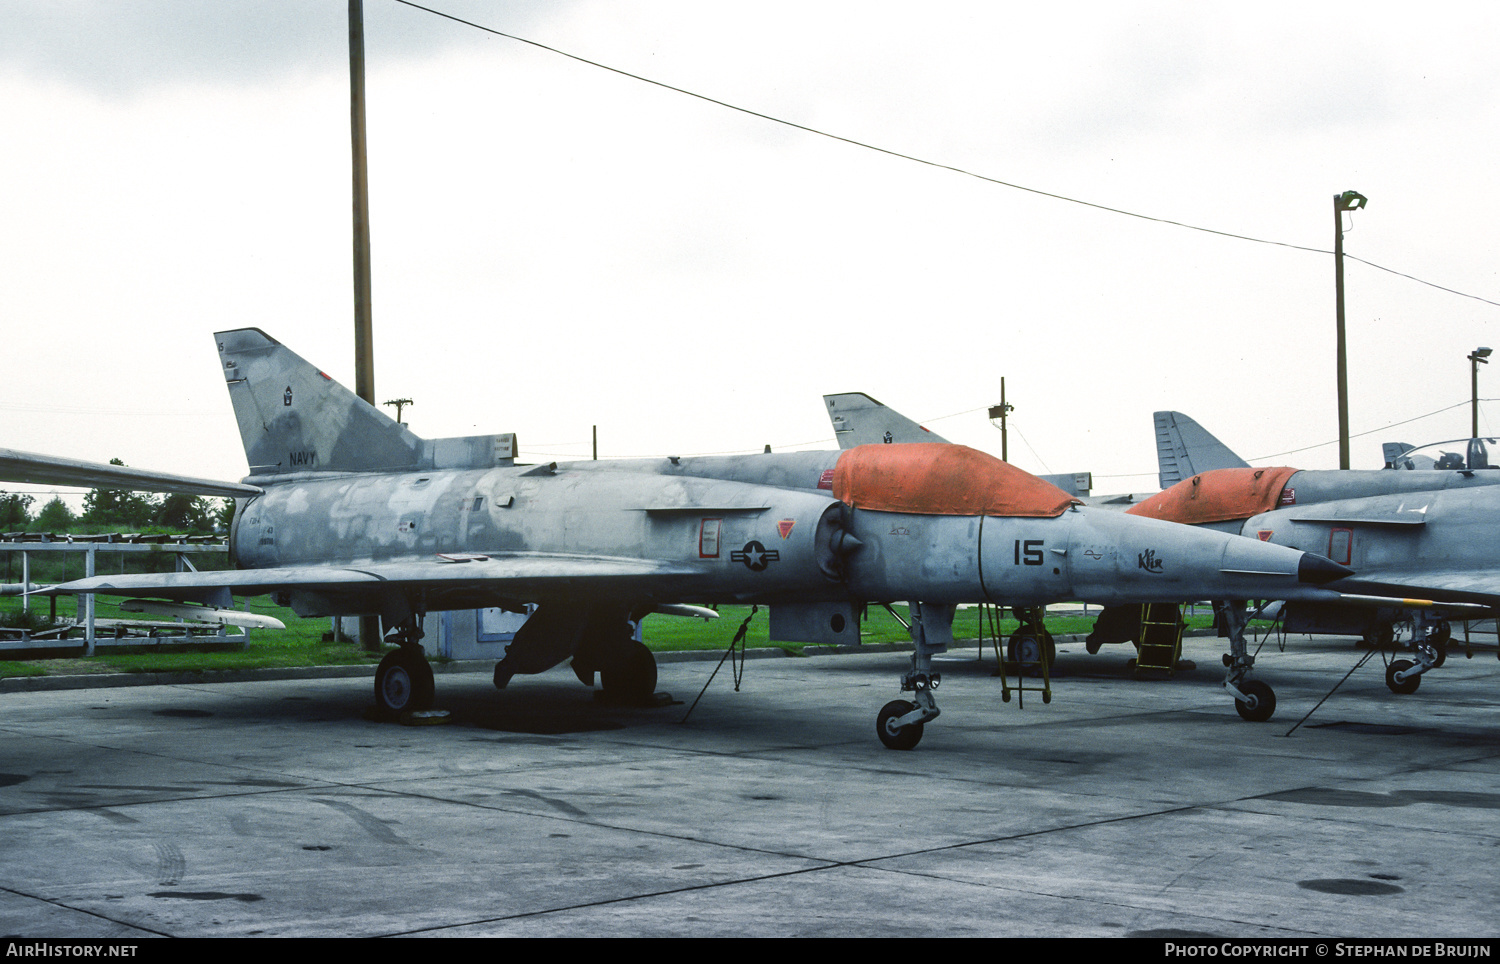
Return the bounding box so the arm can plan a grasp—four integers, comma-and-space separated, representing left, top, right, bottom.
1298, 553, 1354, 585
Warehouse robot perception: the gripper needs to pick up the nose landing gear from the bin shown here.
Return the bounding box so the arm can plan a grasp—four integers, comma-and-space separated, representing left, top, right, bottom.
874, 602, 951, 750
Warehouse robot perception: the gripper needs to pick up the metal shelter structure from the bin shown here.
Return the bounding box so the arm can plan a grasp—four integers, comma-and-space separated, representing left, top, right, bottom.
0, 533, 246, 655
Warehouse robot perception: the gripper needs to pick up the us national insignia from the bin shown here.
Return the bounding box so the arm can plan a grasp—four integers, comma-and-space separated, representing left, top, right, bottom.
731, 541, 779, 572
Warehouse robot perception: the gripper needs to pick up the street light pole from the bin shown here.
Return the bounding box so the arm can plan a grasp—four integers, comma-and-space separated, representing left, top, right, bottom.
1470, 347, 1491, 438
1333, 190, 1368, 470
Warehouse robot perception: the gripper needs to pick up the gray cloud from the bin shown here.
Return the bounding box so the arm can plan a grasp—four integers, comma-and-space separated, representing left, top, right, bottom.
0, 0, 556, 95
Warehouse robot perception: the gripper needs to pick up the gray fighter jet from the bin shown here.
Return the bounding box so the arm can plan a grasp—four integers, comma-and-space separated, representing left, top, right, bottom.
3, 333, 1358, 748
1119, 411, 1500, 705
824, 392, 1094, 497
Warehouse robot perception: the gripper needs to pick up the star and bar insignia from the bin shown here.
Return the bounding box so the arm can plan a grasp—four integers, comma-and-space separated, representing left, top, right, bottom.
731, 540, 780, 572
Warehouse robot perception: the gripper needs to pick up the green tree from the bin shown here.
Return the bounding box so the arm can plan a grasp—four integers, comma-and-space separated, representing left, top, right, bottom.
31, 496, 76, 531
82, 460, 159, 528
155, 493, 215, 532
213, 498, 237, 533
0, 491, 34, 530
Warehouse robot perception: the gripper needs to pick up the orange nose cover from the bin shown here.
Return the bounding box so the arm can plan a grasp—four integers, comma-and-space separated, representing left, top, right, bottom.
832, 443, 1078, 518
1127, 466, 1298, 525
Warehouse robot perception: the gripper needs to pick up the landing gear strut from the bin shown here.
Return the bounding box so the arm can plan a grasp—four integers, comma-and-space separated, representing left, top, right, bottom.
1218, 601, 1275, 722
875, 602, 951, 750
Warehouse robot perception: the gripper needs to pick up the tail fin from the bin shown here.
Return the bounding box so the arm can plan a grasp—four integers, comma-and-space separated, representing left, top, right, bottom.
216, 328, 424, 478
1382, 441, 1423, 469
1153, 411, 1249, 488
824, 392, 949, 449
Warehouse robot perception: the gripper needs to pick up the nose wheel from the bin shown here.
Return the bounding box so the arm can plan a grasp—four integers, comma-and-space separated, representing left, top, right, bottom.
876, 699, 925, 750
1232, 678, 1276, 722
1386, 658, 1421, 694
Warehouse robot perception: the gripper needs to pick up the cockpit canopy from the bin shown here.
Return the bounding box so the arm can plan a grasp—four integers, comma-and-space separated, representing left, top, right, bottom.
1384, 438, 1500, 471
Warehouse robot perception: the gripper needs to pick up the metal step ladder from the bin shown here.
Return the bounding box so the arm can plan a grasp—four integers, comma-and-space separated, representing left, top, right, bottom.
1133, 602, 1183, 677
988, 604, 1052, 706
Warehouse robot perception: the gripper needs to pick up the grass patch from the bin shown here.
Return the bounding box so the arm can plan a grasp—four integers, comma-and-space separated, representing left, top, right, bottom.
0, 595, 371, 678
1, 595, 1227, 679
642, 604, 1220, 654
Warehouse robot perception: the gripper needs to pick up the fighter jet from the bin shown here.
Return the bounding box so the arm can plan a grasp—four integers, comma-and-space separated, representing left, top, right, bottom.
4, 333, 1356, 748
1117, 411, 1500, 705
825, 392, 1094, 497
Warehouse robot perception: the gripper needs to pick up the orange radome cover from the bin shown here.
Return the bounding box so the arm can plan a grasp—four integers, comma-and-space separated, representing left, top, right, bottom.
1127, 466, 1298, 525
832, 443, 1078, 518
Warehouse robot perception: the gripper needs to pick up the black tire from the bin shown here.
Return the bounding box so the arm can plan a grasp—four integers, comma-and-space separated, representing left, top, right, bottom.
375, 648, 435, 716
876, 699, 923, 750
600, 639, 657, 703
1234, 679, 1276, 722
1386, 658, 1420, 695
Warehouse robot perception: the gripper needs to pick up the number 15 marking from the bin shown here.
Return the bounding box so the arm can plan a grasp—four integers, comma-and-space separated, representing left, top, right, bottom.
1014, 539, 1044, 566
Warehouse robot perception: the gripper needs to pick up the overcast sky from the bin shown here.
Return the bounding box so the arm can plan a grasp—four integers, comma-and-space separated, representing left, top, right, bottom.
3, 0, 1498, 503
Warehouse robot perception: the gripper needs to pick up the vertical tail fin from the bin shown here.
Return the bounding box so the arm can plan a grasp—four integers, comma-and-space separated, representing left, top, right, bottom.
215, 329, 424, 478
1154, 411, 1249, 488
824, 392, 949, 448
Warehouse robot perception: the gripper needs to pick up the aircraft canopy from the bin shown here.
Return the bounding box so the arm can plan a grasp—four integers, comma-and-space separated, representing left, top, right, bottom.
1127, 466, 1299, 525
833, 443, 1078, 518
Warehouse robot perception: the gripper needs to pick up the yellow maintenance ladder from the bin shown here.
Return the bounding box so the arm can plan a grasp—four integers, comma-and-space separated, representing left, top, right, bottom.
1132, 603, 1184, 677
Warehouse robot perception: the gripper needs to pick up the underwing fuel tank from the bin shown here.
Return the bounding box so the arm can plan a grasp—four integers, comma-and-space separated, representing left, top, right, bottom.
833, 444, 1350, 606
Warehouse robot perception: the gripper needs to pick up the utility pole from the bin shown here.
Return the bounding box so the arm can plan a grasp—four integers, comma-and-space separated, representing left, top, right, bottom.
350, 0, 375, 406
383, 398, 413, 424
988, 378, 1014, 462
1333, 190, 1368, 470
350, 1, 380, 651
1470, 348, 1492, 438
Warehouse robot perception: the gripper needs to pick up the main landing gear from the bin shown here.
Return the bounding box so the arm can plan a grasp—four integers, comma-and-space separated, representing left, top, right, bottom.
598, 638, 659, 704
374, 617, 434, 718
1006, 607, 1056, 674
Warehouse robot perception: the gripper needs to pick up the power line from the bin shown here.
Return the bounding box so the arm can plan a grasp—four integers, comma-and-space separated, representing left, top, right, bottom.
394, 0, 1500, 310
1249, 399, 1480, 462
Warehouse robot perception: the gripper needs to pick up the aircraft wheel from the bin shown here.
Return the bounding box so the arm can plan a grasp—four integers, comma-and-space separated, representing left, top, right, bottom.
1386, 659, 1420, 695
1007, 633, 1054, 672
375, 648, 434, 716
876, 699, 923, 750
1233, 679, 1276, 722
601, 639, 657, 703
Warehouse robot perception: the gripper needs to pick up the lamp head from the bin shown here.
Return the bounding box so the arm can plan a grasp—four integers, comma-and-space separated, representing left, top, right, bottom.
1336, 190, 1368, 211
